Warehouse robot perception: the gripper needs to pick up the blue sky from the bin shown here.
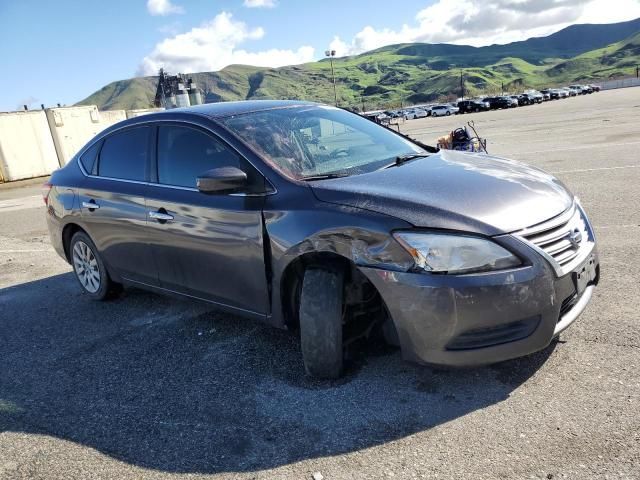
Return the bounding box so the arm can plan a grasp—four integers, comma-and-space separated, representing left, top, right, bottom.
1, 0, 639, 111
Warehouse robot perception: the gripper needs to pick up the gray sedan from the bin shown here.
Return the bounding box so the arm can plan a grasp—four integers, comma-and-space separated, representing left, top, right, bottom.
44, 101, 599, 378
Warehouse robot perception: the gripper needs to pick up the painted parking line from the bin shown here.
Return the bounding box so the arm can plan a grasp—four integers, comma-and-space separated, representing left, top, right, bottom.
508, 141, 640, 155
550, 165, 640, 174
595, 224, 640, 229
0, 249, 51, 253
0, 195, 43, 212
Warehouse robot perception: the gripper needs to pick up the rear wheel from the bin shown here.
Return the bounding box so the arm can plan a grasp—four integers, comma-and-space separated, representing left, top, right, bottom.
299, 268, 344, 379
70, 231, 120, 300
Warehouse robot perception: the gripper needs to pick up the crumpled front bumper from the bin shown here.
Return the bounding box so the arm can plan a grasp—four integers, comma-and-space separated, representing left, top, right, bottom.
359, 235, 599, 367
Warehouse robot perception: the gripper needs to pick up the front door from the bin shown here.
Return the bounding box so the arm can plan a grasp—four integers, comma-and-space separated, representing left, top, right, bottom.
145, 123, 270, 316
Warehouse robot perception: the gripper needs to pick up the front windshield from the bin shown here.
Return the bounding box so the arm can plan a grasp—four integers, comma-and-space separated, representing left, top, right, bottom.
221, 105, 424, 180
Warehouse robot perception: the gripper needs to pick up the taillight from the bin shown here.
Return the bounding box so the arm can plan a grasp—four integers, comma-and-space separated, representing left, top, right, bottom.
42, 183, 52, 206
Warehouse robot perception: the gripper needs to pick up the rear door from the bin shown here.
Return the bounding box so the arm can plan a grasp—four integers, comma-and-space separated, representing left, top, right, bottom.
77, 126, 158, 285
145, 123, 270, 316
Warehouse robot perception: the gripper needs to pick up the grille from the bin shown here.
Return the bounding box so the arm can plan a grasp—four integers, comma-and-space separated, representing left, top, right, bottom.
516, 203, 592, 276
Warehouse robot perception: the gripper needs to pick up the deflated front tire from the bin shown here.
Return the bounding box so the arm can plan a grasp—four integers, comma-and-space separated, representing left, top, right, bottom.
299, 268, 344, 379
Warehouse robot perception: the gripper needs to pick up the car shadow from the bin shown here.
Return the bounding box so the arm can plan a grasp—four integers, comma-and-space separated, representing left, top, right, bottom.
0, 273, 557, 474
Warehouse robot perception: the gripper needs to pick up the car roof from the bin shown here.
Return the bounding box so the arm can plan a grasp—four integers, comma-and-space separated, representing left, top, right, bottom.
157, 99, 319, 119
94, 100, 327, 137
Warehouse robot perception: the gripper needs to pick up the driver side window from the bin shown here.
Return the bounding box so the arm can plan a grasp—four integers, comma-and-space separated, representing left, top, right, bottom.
157, 125, 241, 188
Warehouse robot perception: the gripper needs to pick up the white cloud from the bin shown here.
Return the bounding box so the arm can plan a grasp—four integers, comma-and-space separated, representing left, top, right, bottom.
147, 0, 184, 16
577, 0, 640, 24
157, 21, 182, 35
329, 0, 640, 57
139, 12, 314, 75
243, 0, 277, 8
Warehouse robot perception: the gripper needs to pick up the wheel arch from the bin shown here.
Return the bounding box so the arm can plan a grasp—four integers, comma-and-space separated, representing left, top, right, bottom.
61, 223, 123, 284
61, 222, 88, 263
278, 251, 391, 342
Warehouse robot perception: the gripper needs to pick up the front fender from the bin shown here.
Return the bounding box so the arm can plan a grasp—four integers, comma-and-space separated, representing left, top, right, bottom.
264, 197, 414, 328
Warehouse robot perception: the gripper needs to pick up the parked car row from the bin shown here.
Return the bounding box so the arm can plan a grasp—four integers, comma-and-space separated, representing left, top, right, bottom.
461, 84, 600, 113
480, 96, 519, 109
542, 84, 600, 100
477, 90, 545, 110
363, 84, 600, 123
367, 103, 460, 122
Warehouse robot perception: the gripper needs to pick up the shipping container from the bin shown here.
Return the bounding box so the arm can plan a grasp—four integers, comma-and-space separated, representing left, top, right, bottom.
0, 110, 59, 182
45, 106, 126, 165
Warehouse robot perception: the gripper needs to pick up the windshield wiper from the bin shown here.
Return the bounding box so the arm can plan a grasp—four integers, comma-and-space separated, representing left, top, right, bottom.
301, 172, 351, 181
382, 152, 431, 169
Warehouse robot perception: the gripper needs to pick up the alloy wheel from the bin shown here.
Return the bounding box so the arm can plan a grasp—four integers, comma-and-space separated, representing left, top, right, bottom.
72, 241, 101, 293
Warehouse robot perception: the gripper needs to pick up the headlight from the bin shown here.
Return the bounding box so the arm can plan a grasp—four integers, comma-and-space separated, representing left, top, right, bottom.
393, 232, 521, 274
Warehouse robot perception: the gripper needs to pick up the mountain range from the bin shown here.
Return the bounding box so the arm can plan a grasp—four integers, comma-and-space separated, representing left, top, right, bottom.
79, 17, 640, 111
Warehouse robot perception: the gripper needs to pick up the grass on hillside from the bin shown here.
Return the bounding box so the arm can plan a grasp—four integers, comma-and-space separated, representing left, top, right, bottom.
77, 30, 640, 112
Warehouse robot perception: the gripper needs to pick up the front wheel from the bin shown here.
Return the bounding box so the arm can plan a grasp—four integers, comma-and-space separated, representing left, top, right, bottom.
70, 231, 119, 300
299, 268, 344, 379
446, 111, 451, 116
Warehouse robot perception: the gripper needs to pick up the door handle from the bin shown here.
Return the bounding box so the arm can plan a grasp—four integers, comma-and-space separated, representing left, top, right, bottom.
82, 200, 100, 210
149, 210, 174, 222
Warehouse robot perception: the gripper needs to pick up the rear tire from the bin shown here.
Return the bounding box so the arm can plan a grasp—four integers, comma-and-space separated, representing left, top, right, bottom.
299, 268, 344, 379
70, 231, 120, 301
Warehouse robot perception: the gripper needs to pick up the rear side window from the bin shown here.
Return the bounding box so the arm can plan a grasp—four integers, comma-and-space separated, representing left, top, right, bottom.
157, 125, 241, 188
98, 127, 150, 181
79, 141, 101, 174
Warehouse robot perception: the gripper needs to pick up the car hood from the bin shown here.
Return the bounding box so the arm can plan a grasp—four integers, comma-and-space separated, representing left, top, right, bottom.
309, 149, 573, 235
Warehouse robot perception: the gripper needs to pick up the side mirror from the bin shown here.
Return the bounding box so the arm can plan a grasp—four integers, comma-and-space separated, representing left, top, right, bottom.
197, 167, 248, 194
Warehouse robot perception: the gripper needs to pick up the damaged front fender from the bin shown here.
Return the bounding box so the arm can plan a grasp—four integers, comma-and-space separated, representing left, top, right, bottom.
288, 228, 414, 272
264, 197, 415, 328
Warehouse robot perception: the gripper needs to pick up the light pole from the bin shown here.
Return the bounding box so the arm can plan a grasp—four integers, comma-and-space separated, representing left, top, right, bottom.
450, 64, 464, 101
325, 49, 338, 106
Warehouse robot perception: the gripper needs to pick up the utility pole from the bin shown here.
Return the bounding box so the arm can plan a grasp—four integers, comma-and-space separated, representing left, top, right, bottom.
361, 96, 365, 112
460, 70, 465, 100
501, 81, 504, 95
325, 50, 338, 106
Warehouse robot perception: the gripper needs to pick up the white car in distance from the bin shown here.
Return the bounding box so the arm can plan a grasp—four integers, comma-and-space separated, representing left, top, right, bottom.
403, 108, 429, 120
430, 104, 458, 117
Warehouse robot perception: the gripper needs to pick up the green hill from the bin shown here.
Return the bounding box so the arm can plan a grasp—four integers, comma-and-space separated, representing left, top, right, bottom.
546, 31, 640, 81
78, 18, 640, 111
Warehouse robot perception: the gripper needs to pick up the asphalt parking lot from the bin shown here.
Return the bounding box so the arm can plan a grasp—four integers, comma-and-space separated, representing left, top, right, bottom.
1, 88, 639, 480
